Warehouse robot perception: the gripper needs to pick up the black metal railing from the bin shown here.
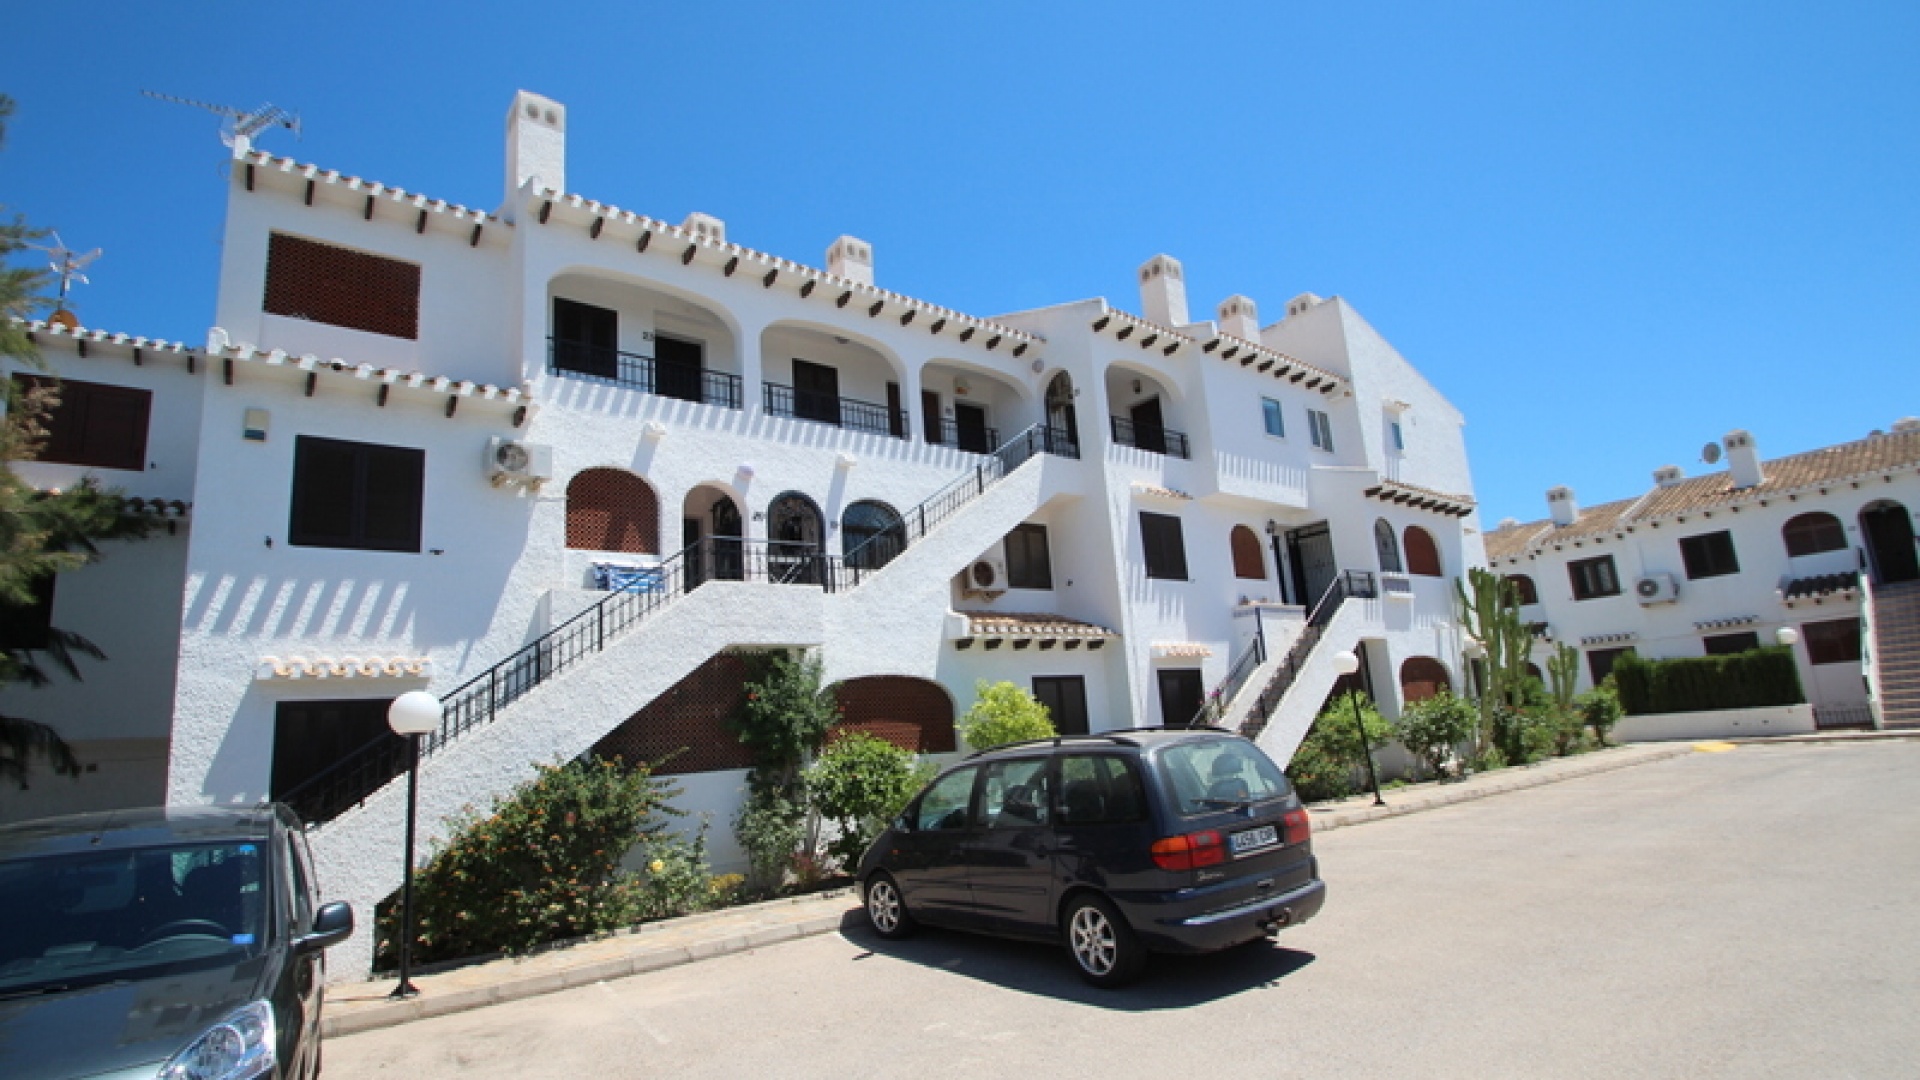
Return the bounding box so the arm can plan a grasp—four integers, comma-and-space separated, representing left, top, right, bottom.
929, 418, 1000, 454
549, 338, 744, 409
1187, 632, 1267, 728
1238, 571, 1377, 741
827, 423, 1078, 589
763, 382, 907, 439
1110, 415, 1191, 459
279, 423, 1080, 827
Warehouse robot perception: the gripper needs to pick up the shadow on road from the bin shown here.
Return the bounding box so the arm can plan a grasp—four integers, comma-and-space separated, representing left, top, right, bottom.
836, 910, 1314, 1010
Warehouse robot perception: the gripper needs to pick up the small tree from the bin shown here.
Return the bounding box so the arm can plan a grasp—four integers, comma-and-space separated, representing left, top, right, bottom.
1394, 690, 1478, 779
729, 650, 839, 891
1287, 691, 1392, 802
958, 680, 1055, 750
806, 732, 929, 871
1578, 682, 1624, 746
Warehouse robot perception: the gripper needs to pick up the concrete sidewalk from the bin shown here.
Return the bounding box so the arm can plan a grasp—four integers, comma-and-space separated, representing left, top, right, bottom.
321, 735, 1882, 1038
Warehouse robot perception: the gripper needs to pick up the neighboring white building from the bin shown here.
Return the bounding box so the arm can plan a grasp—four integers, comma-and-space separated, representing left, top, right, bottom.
1483, 425, 1920, 731
2, 91, 1487, 975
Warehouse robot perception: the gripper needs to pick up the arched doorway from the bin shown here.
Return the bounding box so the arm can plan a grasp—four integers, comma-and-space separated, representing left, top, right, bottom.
767, 492, 824, 585
842, 500, 907, 572
1860, 500, 1918, 584
1400, 656, 1452, 703
1044, 371, 1079, 454
1374, 519, 1402, 573
681, 485, 743, 587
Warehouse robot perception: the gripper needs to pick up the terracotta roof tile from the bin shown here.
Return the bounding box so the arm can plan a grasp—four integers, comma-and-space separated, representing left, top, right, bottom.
1632, 429, 1920, 520
964, 612, 1116, 639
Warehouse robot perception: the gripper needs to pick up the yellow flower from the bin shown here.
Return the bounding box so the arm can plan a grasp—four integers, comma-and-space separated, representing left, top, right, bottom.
649, 859, 665, 873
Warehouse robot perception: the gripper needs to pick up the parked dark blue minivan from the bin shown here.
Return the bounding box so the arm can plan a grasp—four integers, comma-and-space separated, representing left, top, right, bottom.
857, 727, 1325, 986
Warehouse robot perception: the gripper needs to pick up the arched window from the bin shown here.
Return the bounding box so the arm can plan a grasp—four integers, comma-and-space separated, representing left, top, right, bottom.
1782, 512, 1846, 557
1230, 525, 1265, 580
1404, 525, 1442, 577
1375, 519, 1403, 573
1506, 574, 1540, 605
1400, 657, 1452, 704
768, 492, 824, 584
842, 500, 906, 571
566, 469, 658, 553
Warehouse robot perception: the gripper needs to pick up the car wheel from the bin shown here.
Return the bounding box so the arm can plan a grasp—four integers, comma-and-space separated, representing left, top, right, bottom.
1063, 895, 1145, 988
864, 873, 916, 939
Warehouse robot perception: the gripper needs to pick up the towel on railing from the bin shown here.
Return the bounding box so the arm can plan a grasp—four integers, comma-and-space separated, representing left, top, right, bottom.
592, 562, 665, 593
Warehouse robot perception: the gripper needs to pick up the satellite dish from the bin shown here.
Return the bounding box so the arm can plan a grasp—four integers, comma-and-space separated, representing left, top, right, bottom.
1701, 442, 1722, 465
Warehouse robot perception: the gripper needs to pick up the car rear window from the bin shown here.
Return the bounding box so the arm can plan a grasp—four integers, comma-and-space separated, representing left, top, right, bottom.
1160, 739, 1291, 816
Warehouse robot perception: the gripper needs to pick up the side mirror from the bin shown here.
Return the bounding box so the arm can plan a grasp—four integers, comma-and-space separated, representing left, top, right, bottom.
295, 901, 354, 954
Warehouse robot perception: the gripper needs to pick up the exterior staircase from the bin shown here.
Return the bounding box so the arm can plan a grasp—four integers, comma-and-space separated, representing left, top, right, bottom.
1215, 572, 1378, 764
1871, 580, 1920, 729
297, 424, 1074, 979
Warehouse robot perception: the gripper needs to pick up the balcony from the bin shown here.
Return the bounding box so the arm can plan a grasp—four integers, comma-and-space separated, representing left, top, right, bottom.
928, 417, 1000, 455
1110, 415, 1190, 459
549, 338, 744, 409
764, 382, 908, 439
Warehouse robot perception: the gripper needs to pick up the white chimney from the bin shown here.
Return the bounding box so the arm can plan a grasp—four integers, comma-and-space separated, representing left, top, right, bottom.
505, 91, 566, 205
682, 212, 726, 244
1723, 429, 1763, 489
1497, 517, 1520, 530
1653, 465, 1685, 487
1547, 486, 1578, 527
828, 236, 873, 286
1138, 254, 1188, 327
1284, 292, 1324, 319
1892, 417, 1920, 434
1218, 295, 1260, 341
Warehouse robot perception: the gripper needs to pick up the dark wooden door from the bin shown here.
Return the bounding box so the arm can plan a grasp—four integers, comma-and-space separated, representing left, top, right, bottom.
955, 403, 990, 454
1032, 676, 1089, 735
1862, 502, 1919, 584
1157, 669, 1205, 729
552, 298, 618, 378
655, 335, 704, 403
792, 360, 840, 425
1130, 397, 1166, 455
922, 390, 943, 444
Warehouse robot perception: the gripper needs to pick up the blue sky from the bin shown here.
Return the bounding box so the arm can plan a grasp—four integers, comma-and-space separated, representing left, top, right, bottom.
2, 1, 1913, 526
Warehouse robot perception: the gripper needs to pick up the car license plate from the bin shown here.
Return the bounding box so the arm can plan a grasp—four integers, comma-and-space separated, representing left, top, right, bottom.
1230, 824, 1278, 855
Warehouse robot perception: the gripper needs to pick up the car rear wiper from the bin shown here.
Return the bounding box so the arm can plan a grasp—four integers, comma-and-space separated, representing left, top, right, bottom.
1195, 797, 1251, 810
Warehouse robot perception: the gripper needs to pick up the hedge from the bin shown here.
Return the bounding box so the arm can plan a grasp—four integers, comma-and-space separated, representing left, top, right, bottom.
1611, 646, 1804, 716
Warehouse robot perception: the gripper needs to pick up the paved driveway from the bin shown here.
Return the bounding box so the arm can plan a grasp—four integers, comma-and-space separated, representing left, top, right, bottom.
327, 740, 1920, 1079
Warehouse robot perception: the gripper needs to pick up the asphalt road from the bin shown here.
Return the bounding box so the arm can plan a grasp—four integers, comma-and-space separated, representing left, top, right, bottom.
327, 740, 1920, 1079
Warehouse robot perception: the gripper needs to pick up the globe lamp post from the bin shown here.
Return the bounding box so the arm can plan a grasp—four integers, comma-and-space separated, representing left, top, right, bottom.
1332, 650, 1386, 807
387, 689, 443, 1001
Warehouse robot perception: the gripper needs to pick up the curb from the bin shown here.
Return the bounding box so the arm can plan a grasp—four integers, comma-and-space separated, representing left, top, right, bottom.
321, 890, 856, 1039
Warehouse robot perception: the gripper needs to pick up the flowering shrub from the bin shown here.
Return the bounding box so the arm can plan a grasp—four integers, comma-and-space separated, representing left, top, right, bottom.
376, 756, 680, 967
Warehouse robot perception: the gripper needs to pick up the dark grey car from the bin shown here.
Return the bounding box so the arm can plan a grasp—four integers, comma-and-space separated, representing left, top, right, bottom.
0, 804, 353, 1079
857, 727, 1325, 986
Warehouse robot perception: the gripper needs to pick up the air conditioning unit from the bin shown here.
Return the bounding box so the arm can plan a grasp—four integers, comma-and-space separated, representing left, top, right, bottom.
487, 437, 553, 490
960, 557, 1009, 598
1635, 573, 1679, 606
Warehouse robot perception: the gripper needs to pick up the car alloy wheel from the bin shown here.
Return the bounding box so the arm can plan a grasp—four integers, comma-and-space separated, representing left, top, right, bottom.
865, 873, 915, 939
1064, 895, 1143, 987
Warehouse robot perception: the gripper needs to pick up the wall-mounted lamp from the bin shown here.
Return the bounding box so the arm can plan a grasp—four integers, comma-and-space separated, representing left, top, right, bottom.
243, 408, 270, 442
1131, 378, 1143, 394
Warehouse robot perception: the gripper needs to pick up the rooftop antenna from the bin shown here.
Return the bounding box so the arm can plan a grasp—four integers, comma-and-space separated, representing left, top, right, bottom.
141, 90, 301, 151
26, 231, 101, 329
1701, 441, 1722, 465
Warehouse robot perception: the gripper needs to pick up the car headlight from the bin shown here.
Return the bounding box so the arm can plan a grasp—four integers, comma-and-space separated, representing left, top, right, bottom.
158, 1000, 277, 1080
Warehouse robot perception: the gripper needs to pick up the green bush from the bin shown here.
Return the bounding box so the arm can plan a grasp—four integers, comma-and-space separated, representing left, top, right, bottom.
806, 732, 931, 871
1287, 692, 1392, 803
733, 789, 807, 894
958, 680, 1055, 749
1489, 703, 1556, 766
1612, 647, 1803, 715
630, 826, 715, 922
1577, 683, 1624, 745
732, 651, 840, 797
377, 756, 680, 967
1394, 691, 1478, 779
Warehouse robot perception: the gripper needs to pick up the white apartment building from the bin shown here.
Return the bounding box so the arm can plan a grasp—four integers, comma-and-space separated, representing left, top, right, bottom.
1, 91, 1486, 975
1483, 425, 1920, 731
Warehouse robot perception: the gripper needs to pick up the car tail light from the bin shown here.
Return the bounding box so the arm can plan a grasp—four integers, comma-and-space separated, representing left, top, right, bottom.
1151, 829, 1225, 871
1283, 807, 1310, 847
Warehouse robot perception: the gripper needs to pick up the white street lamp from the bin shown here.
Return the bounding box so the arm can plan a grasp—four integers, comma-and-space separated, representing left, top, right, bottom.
1776, 626, 1800, 648
387, 690, 443, 1000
